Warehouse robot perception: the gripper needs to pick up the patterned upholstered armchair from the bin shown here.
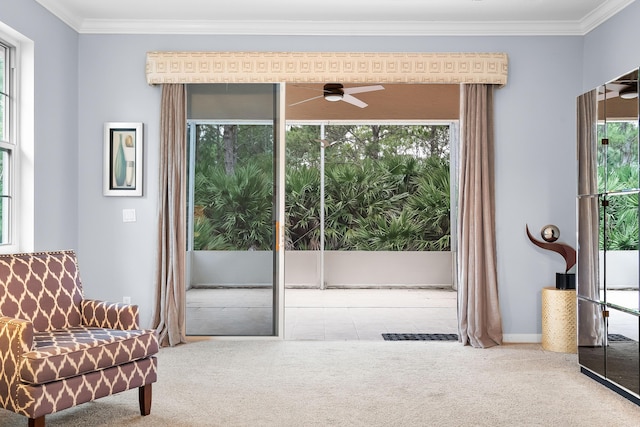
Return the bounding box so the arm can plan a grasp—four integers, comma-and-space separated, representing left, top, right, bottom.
0, 251, 158, 427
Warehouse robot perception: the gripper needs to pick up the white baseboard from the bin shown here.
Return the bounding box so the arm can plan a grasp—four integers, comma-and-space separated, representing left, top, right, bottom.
503, 334, 541, 343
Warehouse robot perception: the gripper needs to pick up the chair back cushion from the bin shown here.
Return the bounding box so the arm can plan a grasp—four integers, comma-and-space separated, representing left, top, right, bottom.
0, 251, 83, 332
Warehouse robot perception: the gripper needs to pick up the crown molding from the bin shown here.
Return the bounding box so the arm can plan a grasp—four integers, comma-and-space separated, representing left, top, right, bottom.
35, 0, 84, 31
79, 19, 586, 36
36, 0, 635, 36
579, 0, 636, 34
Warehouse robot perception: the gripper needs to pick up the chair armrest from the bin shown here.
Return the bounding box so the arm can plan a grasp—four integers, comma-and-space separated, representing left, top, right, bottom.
0, 316, 34, 410
81, 299, 140, 330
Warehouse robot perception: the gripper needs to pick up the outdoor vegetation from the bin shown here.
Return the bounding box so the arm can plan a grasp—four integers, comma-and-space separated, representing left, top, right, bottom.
598, 121, 640, 250
190, 123, 451, 251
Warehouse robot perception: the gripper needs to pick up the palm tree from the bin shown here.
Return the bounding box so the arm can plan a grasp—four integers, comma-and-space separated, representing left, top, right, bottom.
598, 164, 639, 250
406, 157, 451, 251
285, 166, 321, 249
202, 163, 273, 250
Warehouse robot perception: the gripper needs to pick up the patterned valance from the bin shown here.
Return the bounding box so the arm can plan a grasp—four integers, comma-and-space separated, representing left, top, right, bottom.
146, 51, 508, 86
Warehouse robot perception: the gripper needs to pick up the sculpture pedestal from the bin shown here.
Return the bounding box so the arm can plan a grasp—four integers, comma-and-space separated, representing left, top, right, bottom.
556, 272, 575, 289
542, 287, 577, 353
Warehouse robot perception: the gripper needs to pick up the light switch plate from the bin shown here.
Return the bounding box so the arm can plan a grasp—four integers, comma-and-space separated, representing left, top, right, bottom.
122, 209, 136, 222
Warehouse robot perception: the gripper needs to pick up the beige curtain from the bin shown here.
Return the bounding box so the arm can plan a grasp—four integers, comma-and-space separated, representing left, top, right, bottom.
457, 84, 503, 348
576, 89, 604, 346
153, 84, 187, 347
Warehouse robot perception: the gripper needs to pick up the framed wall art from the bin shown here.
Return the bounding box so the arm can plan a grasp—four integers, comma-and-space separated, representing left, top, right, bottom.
103, 122, 143, 196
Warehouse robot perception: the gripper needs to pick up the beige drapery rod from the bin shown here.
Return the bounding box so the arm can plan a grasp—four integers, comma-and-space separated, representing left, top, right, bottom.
145, 51, 508, 86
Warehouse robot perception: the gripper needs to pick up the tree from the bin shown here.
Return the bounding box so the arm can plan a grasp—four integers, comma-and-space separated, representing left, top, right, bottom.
605, 121, 639, 167
200, 163, 272, 250
598, 164, 639, 250
285, 166, 321, 249
406, 156, 451, 250
286, 125, 321, 169
223, 124, 237, 174
191, 122, 452, 251
596, 120, 640, 250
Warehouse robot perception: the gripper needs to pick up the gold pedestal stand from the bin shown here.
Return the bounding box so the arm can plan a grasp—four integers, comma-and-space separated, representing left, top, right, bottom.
541, 287, 577, 353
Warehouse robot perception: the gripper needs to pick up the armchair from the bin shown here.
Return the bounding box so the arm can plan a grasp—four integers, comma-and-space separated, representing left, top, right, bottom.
0, 251, 158, 427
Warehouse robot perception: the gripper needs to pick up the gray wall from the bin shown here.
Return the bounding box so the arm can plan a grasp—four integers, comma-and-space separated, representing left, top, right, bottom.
583, 0, 640, 92
8, 0, 638, 341
2, 0, 79, 251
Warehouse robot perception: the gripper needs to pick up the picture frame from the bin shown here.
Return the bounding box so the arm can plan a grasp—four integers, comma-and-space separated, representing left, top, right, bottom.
103, 122, 143, 196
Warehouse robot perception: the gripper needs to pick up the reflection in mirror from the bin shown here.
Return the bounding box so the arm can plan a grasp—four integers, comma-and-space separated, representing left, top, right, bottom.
597, 69, 639, 195
578, 299, 606, 375
606, 307, 639, 396
578, 66, 640, 405
577, 87, 603, 307
596, 68, 640, 309
598, 193, 607, 303
603, 192, 640, 311
577, 88, 601, 302
596, 87, 607, 194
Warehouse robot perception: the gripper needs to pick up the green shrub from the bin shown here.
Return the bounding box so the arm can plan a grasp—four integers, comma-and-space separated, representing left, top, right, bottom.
198, 163, 273, 250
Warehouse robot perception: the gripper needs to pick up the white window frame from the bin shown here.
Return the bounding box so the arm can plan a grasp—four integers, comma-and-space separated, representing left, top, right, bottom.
0, 22, 34, 253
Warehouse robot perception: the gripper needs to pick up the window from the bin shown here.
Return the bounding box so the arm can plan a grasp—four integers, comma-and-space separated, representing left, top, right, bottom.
0, 40, 13, 245
0, 23, 34, 253
285, 122, 452, 251
188, 122, 275, 251
188, 120, 453, 252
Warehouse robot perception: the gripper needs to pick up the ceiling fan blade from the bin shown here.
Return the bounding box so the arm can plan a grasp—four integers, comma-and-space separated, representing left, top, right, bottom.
342, 94, 368, 108
289, 95, 323, 107
597, 91, 616, 101
318, 139, 338, 148
597, 82, 630, 100
343, 85, 385, 95
605, 83, 628, 92
596, 85, 617, 101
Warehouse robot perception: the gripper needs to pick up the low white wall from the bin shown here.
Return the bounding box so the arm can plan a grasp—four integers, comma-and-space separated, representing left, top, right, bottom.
599, 250, 639, 289
190, 251, 273, 287
287, 251, 453, 288
188, 250, 453, 288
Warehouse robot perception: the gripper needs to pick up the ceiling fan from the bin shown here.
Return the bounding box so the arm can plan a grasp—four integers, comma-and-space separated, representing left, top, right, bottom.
290, 83, 385, 108
597, 82, 638, 101
597, 71, 639, 101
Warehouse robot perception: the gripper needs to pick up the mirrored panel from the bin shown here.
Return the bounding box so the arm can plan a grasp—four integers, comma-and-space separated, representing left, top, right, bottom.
578, 299, 606, 378
597, 70, 639, 194
603, 191, 640, 310
596, 94, 608, 194
606, 307, 639, 396
598, 194, 609, 302
577, 194, 601, 301
580, 66, 640, 404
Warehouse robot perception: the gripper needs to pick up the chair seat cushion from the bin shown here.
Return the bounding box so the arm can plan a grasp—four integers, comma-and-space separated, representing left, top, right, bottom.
19, 326, 159, 385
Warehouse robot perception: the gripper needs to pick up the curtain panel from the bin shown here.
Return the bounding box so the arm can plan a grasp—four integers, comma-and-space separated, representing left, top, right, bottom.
153, 84, 188, 347
457, 84, 503, 348
150, 52, 509, 346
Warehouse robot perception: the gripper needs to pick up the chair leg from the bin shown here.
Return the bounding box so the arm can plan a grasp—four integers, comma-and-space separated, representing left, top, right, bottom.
139, 384, 152, 416
28, 416, 45, 427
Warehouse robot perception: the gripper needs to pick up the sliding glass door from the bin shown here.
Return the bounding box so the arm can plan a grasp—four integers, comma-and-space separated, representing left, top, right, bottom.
185, 84, 285, 336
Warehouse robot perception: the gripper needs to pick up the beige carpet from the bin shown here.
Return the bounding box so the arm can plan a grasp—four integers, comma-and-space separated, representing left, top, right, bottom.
1, 340, 639, 426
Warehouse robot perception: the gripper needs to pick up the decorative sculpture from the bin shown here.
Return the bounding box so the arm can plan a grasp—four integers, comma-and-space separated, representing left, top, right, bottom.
526, 224, 576, 289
